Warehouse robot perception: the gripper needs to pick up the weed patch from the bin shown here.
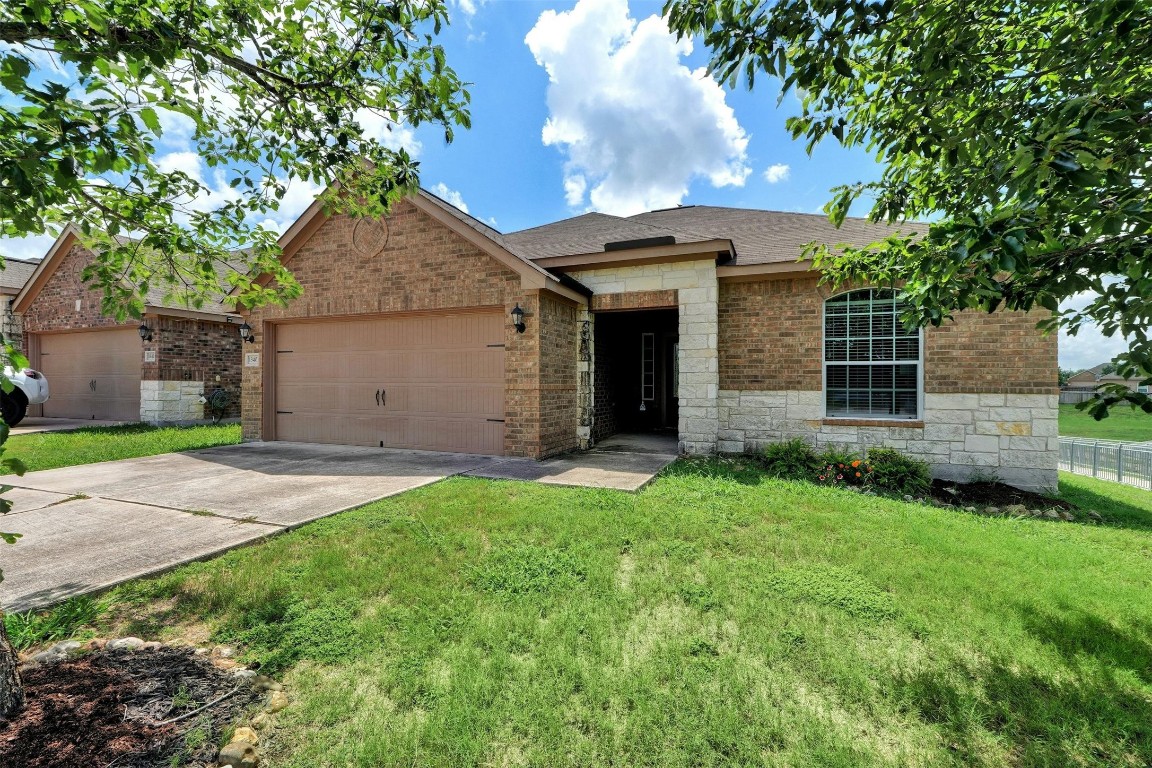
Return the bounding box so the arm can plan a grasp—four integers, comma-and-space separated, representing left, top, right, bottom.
5, 596, 104, 650
216, 596, 366, 673
763, 566, 899, 621
471, 544, 588, 597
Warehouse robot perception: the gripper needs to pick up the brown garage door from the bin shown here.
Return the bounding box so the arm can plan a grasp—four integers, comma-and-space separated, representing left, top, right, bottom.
273, 311, 505, 454
38, 328, 142, 421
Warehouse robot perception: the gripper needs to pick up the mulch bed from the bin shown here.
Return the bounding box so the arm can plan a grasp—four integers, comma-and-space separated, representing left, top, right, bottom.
929, 479, 1074, 510
0, 647, 260, 768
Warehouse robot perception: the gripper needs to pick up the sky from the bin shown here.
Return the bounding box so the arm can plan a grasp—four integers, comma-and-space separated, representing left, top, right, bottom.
0, 0, 1124, 371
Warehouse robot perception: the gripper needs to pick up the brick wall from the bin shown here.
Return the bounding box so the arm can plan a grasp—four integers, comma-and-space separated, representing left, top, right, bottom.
21, 244, 131, 335
924, 309, 1058, 395
719, 275, 822, 391
538, 293, 579, 457
143, 316, 243, 417
241, 201, 564, 458
718, 275, 1058, 396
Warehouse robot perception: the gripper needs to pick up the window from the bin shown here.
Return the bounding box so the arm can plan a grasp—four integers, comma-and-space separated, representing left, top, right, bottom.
641, 333, 655, 401
823, 288, 921, 419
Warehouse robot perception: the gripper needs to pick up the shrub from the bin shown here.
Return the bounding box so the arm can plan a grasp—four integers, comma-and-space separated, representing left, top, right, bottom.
867, 447, 932, 497
760, 438, 821, 479
816, 456, 874, 490
819, 445, 859, 469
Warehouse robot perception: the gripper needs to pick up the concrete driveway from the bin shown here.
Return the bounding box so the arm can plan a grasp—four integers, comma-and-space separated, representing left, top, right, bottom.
0, 443, 506, 612
0, 438, 677, 612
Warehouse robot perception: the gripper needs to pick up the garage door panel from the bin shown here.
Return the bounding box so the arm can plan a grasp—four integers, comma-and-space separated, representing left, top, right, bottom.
274, 311, 505, 455
38, 329, 141, 421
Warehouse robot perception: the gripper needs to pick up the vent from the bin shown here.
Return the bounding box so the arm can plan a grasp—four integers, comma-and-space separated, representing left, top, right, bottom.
604, 235, 676, 252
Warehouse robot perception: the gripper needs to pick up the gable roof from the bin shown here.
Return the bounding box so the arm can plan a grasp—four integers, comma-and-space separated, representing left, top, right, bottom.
0, 257, 40, 294
501, 206, 927, 267
271, 187, 591, 304
14, 226, 240, 319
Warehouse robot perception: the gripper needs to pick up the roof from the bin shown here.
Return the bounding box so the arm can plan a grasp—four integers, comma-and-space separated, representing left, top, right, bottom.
15, 226, 241, 319
0, 257, 40, 294
502, 205, 928, 267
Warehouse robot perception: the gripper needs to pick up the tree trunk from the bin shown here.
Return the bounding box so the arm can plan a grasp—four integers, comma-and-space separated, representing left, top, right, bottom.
0, 608, 24, 720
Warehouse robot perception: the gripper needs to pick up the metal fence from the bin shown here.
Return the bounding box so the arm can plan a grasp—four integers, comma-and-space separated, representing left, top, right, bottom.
1059, 437, 1152, 490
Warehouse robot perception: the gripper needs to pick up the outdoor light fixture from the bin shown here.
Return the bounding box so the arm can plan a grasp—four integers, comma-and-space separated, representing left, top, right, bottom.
138, 323, 153, 342
511, 304, 526, 334
239, 321, 255, 343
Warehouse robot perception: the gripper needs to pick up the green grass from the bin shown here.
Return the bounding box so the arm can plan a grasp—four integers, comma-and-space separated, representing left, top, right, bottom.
69, 459, 1152, 768
1, 423, 242, 474
3, 596, 103, 651
1060, 403, 1152, 441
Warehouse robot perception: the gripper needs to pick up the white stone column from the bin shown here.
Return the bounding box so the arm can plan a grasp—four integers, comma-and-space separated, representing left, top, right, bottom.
676, 263, 719, 454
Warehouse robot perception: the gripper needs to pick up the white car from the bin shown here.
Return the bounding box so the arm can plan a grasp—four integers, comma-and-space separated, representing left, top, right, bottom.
2, 366, 49, 427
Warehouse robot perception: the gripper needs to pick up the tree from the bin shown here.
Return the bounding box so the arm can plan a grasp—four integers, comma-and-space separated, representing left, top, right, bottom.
0, 0, 470, 718
1058, 368, 1075, 388
664, 0, 1152, 417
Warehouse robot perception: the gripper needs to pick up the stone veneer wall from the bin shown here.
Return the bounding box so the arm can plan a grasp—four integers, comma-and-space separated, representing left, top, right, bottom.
140, 381, 206, 422
567, 259, 718, 454
3, 301, 23, 356
717, 390, 1058, 491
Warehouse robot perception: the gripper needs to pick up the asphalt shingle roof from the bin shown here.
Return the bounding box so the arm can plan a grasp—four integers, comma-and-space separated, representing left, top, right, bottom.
0, 257, 39, 293
502, 205, 928, 266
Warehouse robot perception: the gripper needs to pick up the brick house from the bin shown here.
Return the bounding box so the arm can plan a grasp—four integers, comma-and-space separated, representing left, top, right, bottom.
14, 226, 244, 423
238, 188, 1058, 491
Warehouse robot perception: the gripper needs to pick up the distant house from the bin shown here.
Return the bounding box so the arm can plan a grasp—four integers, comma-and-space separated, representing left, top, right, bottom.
1066, 363, 1150, 394
14, 227, 244, 423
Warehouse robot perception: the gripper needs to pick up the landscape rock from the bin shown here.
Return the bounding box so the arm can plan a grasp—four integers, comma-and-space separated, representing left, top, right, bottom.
85, 638, 106, 651
984, 506, 1000, 516
232, 669, 257, 681
963, 506, 977, 513
251, 675, 282, 692
267, 690, 289, 712
1004, 504, 1027, 515
1087, 510, 1103, 521
193, 647, 210, 656
30, 650, 65, 665
1044, 510, 1061, 520
217, 740, 259, 768
213, 658, 242, 670
48, 640, 83, 657
233, 726, 259, 744
250, 713, 272, 730
1059, 510, 1076, 522
141, 641, 163, 651
107, 637, 145, 651
213, 645, 237, 658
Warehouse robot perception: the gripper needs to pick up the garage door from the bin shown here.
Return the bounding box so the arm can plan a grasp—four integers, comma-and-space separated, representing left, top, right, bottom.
273, 311, 505, 454
38, 329, 142, 421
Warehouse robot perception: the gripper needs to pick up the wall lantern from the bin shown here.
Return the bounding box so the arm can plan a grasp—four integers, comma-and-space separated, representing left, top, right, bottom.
510, 304, 526, 334
138, 322, 153, 342
239, 321, 255, 343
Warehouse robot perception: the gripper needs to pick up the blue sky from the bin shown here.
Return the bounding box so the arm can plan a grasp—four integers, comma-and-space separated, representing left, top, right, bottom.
0, 0, 1121, 371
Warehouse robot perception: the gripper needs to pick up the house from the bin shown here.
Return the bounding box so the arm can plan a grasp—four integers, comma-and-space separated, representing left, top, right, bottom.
1066, 363, 1149, 394
237, 188, 1059, 492
14, 226, 244, 423
1, 256, 41, 352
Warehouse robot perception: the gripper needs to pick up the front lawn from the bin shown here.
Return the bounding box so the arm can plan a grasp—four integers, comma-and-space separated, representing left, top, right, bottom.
2, 423, 242, 474
1060, 403, 1152, 441
78, 461, 1152, 767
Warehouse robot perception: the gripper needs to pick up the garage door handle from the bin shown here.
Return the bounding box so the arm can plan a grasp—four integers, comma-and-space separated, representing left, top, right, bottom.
381, 389, 386, 407
375, 389, 380, 407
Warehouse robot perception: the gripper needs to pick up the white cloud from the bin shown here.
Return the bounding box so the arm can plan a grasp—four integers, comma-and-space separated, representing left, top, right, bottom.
0, 233, 54, 262
429, 183, 469, 213
453, 0, 482, 18
763, 163, 791, 184
525, 0, 749, 215
1058, 289, 1134, 372
157, 151, 204, 180
353, 109, 422, 156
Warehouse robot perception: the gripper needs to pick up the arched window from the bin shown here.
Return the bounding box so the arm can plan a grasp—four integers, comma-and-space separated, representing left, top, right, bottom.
823, 288, 921, 419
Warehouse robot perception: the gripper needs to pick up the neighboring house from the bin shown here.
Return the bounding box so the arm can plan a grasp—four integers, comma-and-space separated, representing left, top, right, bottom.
14, 226, 244, 423
237, 188, 1059, 491
1, 256, 41, 351
1066, 363, 1149, 393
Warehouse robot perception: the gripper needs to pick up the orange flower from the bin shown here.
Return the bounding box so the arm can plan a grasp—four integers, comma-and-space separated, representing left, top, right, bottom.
855, 472, 862, 477
851, 460, 861, 468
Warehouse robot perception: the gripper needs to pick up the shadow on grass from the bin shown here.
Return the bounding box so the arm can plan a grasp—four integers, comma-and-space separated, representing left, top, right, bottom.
1057, 481, 1152, 533
892, 610, 1152, 766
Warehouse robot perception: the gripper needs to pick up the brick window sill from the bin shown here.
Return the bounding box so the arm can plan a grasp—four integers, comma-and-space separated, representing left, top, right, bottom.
822, 418, 925, 429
